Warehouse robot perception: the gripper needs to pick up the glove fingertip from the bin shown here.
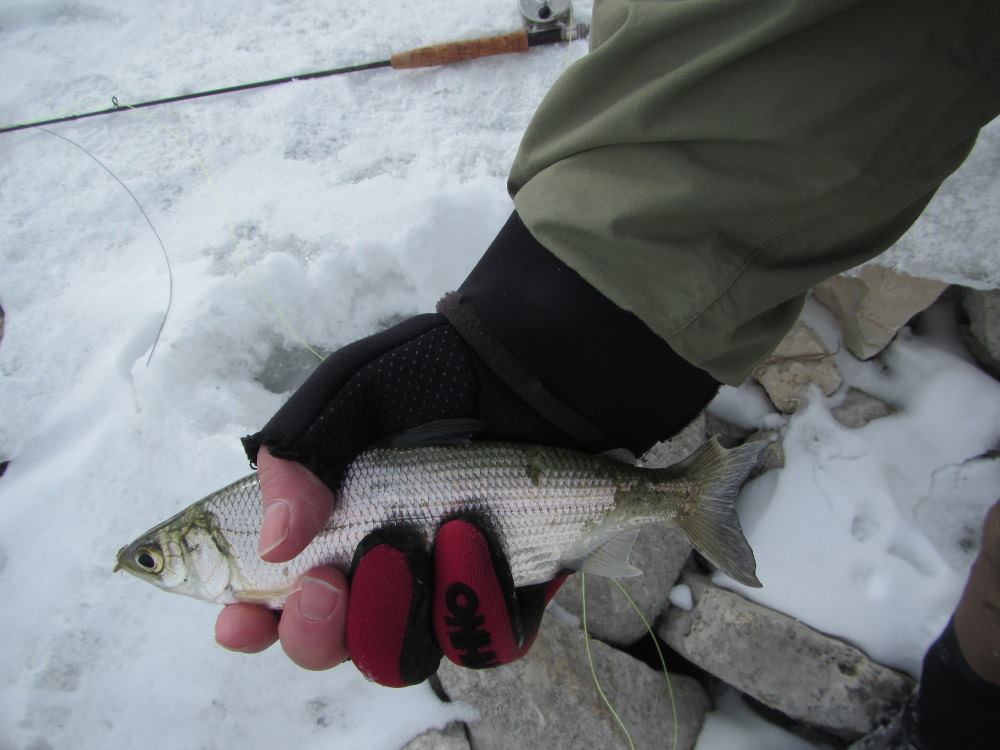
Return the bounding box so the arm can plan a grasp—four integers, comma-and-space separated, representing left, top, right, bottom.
347, 531, 441, 687
433, 517, 522, 669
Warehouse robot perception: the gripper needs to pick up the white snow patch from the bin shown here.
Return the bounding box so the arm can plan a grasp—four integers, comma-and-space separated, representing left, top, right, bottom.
0, 1, 587, 747
668, 584, 693, 611
708, 381, 785, 432
717, 336, 1000, 676
695, 690, 820, 750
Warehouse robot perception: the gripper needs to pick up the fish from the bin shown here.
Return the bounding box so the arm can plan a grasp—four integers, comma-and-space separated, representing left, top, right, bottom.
115, 425, 766, 607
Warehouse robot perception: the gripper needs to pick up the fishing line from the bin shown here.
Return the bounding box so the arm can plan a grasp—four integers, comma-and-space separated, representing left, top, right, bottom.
612, 578, 680, 750
38, 106, 323, 374
38, 127, 174, 368
123, 102, 325, 363
14, 8, 591, 364
581, 573, 681, 750
581, 572, 637, 750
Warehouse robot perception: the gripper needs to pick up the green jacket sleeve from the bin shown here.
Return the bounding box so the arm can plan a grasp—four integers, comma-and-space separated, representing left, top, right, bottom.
509, 0, 1000, 384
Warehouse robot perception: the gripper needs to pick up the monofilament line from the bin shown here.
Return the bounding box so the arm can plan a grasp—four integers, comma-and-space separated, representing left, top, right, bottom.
581, 574, 681, 750
612, 578, 679, 750
581, 572, 636, 750
39, 127, 173, 368
122, 104, 325, 363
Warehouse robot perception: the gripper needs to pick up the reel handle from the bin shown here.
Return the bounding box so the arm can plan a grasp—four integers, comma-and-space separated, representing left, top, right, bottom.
390, 24, 588, 70
390, 30, 531, 69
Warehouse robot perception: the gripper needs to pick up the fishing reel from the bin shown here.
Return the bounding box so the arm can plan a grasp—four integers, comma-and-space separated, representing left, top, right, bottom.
519, 0, 575, 32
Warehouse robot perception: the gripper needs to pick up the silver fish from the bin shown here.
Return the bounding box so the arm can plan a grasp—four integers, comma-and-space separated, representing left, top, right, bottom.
115, 435, 766, 607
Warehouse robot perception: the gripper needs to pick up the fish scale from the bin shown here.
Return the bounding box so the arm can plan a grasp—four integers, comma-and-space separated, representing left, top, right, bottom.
116, 437, 766, 607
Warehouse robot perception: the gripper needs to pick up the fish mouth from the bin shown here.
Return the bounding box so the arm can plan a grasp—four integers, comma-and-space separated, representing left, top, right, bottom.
113, 545, 128, 573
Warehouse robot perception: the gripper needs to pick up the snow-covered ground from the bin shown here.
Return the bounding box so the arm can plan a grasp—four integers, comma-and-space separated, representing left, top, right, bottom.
1, 2, 998, 749
715, 299, 1000, 677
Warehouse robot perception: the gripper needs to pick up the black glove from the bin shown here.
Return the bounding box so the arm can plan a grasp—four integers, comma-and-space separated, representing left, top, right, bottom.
242, 211, 719, 686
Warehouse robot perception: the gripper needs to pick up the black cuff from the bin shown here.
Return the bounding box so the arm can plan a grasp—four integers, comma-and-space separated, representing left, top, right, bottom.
911, 619, 1000, 750
438, 211, 719, 456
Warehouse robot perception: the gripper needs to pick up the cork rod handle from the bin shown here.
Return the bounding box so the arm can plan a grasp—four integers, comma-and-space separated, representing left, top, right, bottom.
390, 31, 531, 69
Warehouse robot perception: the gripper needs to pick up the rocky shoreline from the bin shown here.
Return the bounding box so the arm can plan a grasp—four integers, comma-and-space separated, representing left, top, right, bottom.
405, 278, 1000, 750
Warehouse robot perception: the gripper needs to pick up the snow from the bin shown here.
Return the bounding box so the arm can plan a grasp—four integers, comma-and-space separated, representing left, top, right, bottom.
708, 381, 786, 432
718, 300, 1000, 676
695, 690, 818, 750
668, 584, 693, 612
1, 1, 998, 748
0, 1, 579, 747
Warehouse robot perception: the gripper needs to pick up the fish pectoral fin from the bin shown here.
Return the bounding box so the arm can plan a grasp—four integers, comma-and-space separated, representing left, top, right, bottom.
384, 418, 486, 448
571, 530, 643, 579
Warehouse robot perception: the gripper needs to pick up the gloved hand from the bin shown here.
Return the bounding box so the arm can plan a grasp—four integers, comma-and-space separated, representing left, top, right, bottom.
216, 212, 719, 686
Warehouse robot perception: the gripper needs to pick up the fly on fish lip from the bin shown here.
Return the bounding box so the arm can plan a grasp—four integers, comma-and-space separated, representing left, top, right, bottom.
113, 545, 128, 573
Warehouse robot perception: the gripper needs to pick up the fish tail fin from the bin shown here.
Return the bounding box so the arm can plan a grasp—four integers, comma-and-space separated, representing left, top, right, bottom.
671, 437, 766, 588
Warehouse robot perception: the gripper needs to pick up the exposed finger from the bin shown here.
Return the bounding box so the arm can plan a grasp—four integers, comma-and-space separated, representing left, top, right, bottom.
256, 447, 335, 562
215, 603, 279, 653
278, 566, 349, 671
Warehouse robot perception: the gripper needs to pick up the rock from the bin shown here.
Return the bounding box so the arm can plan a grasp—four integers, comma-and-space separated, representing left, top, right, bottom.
831, 388, 895, 429
638, 414, 708, 468
657, 574, 913, 739
704, 412, 752, 448
554, 525, 692, 645
551, 416, 703, 645
747, 431, 784, 472
254, 343, 328, 394
814, 266, 947, 360
875, 119, 1000, 289
437, 613, 709, 750
401, 723, 471, 750
753, 322, 842, 413
960, 288, 1000, 379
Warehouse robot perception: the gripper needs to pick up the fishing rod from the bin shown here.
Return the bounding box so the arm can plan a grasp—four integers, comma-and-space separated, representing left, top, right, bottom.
0, 0, 586, 135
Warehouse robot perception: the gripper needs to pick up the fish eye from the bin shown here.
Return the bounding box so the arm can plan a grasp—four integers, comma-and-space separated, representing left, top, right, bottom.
134, 546, 164, 574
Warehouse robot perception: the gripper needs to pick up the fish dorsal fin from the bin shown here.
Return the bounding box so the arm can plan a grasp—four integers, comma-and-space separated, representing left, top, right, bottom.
572, 530, 643, 578
600, 447, 638, 465
384, 418, 485, 448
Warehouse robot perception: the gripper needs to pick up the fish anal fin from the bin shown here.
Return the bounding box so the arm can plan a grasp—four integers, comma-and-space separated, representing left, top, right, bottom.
572, 529, 643, 579
233, 587, 294, 608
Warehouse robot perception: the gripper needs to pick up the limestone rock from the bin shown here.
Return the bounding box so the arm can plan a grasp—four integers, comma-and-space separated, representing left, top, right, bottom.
747, 431, 784, 472
437, 613, 709, 750
401, 723, 471, 750
875, 119, 1000, 289
960, 288, 1000, 379
831, 388, 895, 429
814, 266, 947, 360
554, 525, 691, 645
705, 412, 752, 448
753, 322, 842, 413
657, 574, 913, 739
551, 416, 703, 645
638, 414, 707, 468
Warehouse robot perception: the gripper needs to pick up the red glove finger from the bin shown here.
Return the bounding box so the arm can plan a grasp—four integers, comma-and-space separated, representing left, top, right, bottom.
433, 516, 567, 669
346, 528, 442, 687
